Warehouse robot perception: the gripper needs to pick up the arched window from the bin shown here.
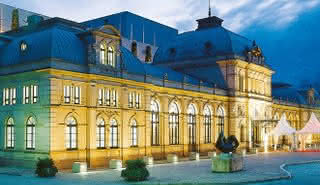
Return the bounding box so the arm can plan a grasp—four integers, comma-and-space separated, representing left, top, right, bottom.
145, 46, 152, 62
6, 118, 15, 149
110, 119, 118, 148
107, 46, 115, 67
26, 117, 36, 150
187, 104, 196, 145
131, 42, 137, 57
217, 106, 225, 134
151, 100, 160, 146
96, 117, 105, 149
169, 102, 179, 145
65, 116, 77, 150
100, 44, 107, 65
204, 105, 212, 144
130, 120, 138, 147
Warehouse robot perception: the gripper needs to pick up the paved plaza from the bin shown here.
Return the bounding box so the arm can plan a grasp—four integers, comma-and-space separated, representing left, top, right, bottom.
0, 152, 320, 185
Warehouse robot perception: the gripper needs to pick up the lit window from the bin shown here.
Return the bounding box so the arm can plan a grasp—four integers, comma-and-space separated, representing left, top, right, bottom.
64, 85, 81, 104
131, 42, 137, 56
96, 117, 105, 149
31, 85, 38, 103
105, 89, 111, 106
100, 44, 107, 65
169, 102, 179, 145
145, 46, 152, 62
204, 105, 212, 144
98, 89, 104, 106
110, 119, 118, 148
6, 118, 15, 149
217, 106, 225, 134
74, 86, 81, 104
23, 86, 30, 104
64, 86, 71, 103
111, 89, 117, 107
3, 88, 16, 105
20, 42, 27, 52
151, 100, 160, 146
65, 116, 77, 150
187, 104, 196, 145
131, 120, 138, 147
26, 117, 36, 150
128, 92, 141, 109
107, 47, 115, 67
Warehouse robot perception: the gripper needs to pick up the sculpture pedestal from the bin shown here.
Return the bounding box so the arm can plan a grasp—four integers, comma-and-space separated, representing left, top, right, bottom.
212, 153, 243, 173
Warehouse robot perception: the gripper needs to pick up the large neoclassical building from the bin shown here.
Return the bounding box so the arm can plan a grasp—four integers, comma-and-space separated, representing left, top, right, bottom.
0, 11, 319, 169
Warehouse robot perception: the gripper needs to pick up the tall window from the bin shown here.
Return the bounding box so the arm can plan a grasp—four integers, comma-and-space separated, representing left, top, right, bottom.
65, 116, 77, 150
64, 86, 71, 103
204, 105, 212, 144
107, 47, 115, 67
111, 89, 117, 107
100, 44, 107, 65
74, 86, 81, 104
187, 104, 196, 145
129, 92, 141, 109
110, 119, 118, 148
98, 88, 113, 106
151, 100, 160, 146
217, 106, 225, 134
64, 85, 81, 104
3, 88, 16, 105
32, 85, 38, 103
23, 85, 38, 104
131, 42, 137, 57
145, 46, 152, 62
26, 117, 36, 150
96, 117, 105, 149
130, 120, 138, 147
239, 75, 244, 92
169, 102, 179, 145
6, 118, 15, 149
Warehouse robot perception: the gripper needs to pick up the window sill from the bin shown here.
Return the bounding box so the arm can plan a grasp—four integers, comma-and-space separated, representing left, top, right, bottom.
97, 147, 106, 150
130, 146, 138, 148
66, 148, 78, 151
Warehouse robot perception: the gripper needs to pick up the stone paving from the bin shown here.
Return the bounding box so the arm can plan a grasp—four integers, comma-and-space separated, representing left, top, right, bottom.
0, 152, 320, 185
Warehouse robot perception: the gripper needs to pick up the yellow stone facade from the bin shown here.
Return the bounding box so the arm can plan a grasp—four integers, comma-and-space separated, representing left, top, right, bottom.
42, 62, 319, 169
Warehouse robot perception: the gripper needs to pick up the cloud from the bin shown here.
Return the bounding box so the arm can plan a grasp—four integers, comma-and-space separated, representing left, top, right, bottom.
2, 0, 320, 32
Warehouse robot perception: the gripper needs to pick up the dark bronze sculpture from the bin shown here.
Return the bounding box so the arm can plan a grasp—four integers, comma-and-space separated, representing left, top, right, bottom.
215, 132, 239, 153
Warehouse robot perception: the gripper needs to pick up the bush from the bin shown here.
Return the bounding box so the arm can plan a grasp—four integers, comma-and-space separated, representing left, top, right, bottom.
121, 159, 149, 182
35, 158, 58, 177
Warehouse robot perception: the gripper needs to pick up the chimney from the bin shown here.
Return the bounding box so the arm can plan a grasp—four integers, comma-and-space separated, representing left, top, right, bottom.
27, 15, 44, 27
196, 16, 224, 30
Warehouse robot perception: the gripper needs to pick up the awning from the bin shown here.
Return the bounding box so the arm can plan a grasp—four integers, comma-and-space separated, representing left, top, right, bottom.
269, 114, 296, 136
297, 113, 320, 135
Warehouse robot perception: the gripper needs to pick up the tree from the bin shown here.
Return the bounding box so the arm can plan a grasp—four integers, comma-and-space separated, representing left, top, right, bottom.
11, 9, 19, 30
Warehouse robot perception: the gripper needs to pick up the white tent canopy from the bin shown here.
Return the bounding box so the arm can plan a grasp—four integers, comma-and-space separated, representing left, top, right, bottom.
269, 114, 296, 136
297, 113, 320, 135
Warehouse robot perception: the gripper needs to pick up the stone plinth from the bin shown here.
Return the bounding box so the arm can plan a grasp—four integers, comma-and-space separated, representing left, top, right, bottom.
109, 159, 122, 169
242, 149, 247, 156
72, 162, 87, 173
212, 153, 243, 173
189, 152, 200, 161
143, 156, 154, 166
208, 151, 217, 158
167, 154, 178, 163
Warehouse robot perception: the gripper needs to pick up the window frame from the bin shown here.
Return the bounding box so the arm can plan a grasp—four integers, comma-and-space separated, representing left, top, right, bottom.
6, 118, 15, 149
96, 117, 106, 149
151, 100, 160, 146
65, 117, 77, 150
26, 117, 36, 150
130, 120, 138, 147
110, 119, 118, 148
169, 102, 179, 145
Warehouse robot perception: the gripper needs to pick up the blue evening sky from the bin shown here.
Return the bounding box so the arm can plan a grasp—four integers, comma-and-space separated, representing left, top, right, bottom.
3, 0, 320, 89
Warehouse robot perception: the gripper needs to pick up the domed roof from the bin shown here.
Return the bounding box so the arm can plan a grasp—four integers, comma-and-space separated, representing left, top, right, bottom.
0, 26, 86, 66
121, 47, 212, 87
154, 26, 253, 64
